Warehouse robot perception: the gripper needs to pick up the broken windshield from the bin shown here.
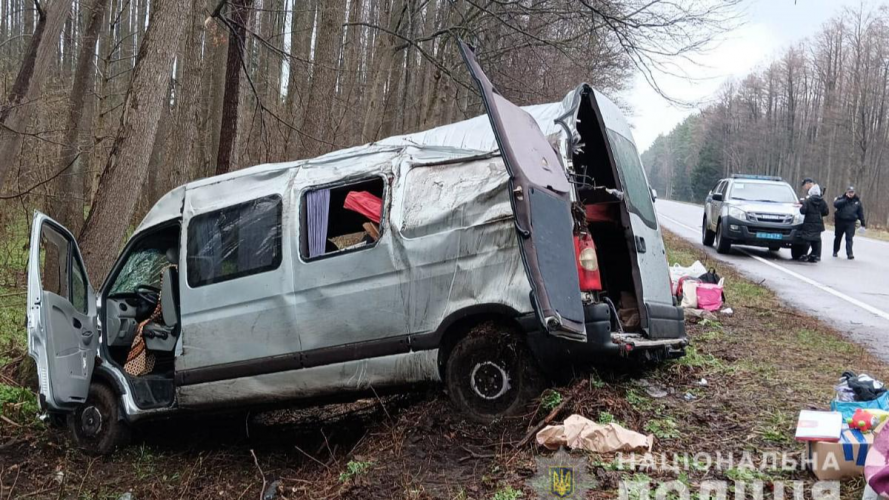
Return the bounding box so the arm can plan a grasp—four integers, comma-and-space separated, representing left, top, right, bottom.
109, 248, 168, 295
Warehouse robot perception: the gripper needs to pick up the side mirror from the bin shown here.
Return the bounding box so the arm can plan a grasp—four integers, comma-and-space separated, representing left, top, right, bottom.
650, 188, 658, 202
711, 193, 724, 202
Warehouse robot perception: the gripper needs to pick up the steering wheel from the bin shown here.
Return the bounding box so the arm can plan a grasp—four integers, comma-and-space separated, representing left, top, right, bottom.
134, 284, 161, 308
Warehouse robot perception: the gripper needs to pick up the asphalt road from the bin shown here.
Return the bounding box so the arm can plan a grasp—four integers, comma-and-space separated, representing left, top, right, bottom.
656, 199, 889, 362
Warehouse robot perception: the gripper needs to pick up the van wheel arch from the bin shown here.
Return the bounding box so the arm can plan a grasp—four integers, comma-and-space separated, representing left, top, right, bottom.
434, 306, 525, 381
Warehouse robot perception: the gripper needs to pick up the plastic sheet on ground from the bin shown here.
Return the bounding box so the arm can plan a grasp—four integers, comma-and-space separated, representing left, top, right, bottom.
536, 414, 653, 452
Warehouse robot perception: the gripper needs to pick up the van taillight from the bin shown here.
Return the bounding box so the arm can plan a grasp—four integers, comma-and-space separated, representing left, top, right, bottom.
574, 233, 602, 292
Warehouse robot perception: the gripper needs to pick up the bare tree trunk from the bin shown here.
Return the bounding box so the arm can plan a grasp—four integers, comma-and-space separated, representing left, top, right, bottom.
299, 0, 344, 158
201, 12, 228, 178
283, 0, 316, 159
214, 0, 255, 176
163, 0, 204, 188
50, 0, 109, 236
0, 0, 71, 194
78, 0, 189, 282
360, 0, 404, 143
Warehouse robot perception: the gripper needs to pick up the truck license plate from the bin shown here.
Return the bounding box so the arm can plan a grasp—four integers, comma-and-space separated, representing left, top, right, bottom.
757, 232, 783, 240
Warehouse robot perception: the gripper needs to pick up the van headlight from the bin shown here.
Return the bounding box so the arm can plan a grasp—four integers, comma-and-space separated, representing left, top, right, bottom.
793, 213, 804, 225
728, 207, 748, 220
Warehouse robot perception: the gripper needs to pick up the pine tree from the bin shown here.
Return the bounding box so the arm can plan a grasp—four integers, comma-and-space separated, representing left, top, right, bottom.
691, 138, 723, 201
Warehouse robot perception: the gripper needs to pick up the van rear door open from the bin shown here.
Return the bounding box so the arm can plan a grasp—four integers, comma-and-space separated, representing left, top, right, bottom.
457, 41, 585, 341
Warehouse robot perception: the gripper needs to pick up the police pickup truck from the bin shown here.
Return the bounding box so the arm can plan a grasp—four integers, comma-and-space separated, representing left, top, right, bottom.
702, 175, 805, 256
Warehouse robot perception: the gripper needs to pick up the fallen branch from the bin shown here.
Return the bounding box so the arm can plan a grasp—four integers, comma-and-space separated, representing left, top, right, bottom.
0, 416, 21, 428
515, 396, 572, 449
249, 449, 266, 500
458, 444, 496, 463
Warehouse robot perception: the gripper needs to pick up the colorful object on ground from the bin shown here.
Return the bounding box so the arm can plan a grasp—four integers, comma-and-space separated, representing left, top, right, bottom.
850, 409, 889, 432
851, 409, 882, 432
344, 191, 382, 223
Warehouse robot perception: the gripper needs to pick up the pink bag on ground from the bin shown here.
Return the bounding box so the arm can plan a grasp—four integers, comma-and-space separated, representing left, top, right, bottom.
696, 283, 723, 311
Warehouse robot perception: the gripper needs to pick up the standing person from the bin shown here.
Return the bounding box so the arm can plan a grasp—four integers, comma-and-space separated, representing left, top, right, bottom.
833, 186, 866, 259
798, 181, 829, 262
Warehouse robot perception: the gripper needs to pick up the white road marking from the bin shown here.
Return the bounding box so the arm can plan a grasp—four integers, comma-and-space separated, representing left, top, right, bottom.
658, 213, 889, 322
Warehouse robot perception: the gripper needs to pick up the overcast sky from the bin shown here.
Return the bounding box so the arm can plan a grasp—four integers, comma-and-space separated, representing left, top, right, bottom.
628, 0, 886, 153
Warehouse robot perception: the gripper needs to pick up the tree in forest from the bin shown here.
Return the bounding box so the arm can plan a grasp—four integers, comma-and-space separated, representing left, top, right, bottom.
691, 137, 723, 201
78, 0, 190, 282
51, 0, 111, 236
0, 0, 70, 194
213, 0, 255, 176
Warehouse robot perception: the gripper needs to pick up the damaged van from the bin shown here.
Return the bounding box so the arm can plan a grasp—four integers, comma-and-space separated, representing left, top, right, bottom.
26, 42, 686, 454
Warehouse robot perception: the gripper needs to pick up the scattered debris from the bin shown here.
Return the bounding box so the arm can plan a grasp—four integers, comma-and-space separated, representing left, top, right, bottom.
720, 307, 734, 316
683, 392, 698, 402
684, 308, 718, 322
638, 379, 668, 399
697, 378, 708, 387
262, 479, 280, 500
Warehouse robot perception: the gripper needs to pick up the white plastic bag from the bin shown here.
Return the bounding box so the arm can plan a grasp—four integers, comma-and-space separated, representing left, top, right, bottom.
669, 261, 708, 294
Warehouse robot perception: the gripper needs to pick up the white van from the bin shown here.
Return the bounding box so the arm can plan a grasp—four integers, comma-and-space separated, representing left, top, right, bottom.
26, 43, 686, 454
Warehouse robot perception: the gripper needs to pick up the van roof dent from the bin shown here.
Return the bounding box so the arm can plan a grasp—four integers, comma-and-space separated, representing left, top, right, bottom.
135, 84, 628, 235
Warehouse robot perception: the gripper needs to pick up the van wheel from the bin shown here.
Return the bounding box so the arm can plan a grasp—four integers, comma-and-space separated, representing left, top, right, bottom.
68, 383, 131, 456
715, 221, 732, 254
702, 217, 716, 247
445, 323, 543, 424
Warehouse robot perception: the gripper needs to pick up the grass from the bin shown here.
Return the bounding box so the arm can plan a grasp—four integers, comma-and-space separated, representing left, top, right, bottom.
598, 411, 617, 424
540, 389, 563, 411
0, 382, 39, 425
338, 460, 374, 483
644, 417, 680, 440
490, 485, 523, 500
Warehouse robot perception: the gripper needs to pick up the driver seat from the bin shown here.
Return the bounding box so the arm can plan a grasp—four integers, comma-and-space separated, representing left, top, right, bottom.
142, 260, 180, 352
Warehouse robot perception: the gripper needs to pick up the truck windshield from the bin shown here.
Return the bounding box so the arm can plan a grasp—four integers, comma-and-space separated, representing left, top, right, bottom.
729, 183, 797, 203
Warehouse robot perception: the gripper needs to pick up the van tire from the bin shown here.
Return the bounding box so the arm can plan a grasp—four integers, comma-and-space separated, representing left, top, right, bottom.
702, 217, 716, 247
715, 221, 732, 254
445, 322, 542, 424
68, 382, 131, 456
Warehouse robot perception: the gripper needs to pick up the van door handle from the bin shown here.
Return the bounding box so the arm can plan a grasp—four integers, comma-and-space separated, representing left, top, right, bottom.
635, 236, 647, 254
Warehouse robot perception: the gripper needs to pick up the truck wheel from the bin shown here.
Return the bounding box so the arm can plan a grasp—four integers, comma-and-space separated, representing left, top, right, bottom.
715, 222, 732, 254
445, 322, 543, 424
702, 217, 716, 247
790, 244, 808, 260
68, 383, 131, 456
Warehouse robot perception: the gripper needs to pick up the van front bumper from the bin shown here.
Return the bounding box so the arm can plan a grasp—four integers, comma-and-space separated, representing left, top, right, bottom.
522, 302, 687, 371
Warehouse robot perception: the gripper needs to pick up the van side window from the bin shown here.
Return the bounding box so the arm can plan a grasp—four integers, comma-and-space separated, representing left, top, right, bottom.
187, 195, 283, 287
606, 129, 657, 228
300, 178, 385, 259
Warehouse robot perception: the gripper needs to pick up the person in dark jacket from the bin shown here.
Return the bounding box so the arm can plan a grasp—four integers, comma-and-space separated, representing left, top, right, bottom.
798, 183, 829, 262
833, 186, 866, 259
